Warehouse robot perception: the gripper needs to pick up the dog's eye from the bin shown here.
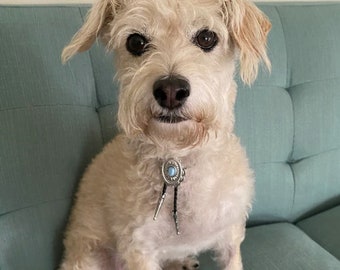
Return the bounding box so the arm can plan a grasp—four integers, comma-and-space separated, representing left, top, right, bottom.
126, 33, 149, 56
194, 29, 218, 52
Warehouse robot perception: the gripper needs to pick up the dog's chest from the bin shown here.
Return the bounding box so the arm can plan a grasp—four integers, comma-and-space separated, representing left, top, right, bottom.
134, 170, 242, 258
164, 175, 233, 234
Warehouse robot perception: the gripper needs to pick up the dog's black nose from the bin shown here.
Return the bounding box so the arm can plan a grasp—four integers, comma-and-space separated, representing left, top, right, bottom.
153, 76, 190, 110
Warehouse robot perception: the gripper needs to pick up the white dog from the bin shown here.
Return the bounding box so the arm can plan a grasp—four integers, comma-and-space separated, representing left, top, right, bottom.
59, 0, 270, 269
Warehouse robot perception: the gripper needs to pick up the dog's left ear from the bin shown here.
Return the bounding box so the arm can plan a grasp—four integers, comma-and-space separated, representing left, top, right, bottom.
62, 0, 118, 63
222, 0, 271, 85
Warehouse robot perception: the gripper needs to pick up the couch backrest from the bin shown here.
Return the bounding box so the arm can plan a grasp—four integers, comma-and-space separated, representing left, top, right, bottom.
236, 4, 340, 225
0, 6, 103, 269
0, 3, 339, 269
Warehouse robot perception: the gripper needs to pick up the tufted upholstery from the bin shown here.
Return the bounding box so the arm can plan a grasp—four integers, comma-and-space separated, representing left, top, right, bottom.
0, 3, 339, 270
235, 4, 340, 224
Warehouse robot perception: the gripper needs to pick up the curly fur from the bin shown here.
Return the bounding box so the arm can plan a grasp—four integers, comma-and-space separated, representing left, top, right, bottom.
59, 0, 270, 269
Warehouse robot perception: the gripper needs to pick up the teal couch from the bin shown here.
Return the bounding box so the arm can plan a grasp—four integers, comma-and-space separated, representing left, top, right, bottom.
1, 2, 339, 270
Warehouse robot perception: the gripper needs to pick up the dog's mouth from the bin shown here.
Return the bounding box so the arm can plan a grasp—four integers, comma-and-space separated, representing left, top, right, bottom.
155, 114, 188, 124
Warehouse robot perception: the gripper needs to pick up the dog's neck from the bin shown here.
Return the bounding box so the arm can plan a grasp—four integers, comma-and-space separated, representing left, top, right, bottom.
125, 128, 232, 166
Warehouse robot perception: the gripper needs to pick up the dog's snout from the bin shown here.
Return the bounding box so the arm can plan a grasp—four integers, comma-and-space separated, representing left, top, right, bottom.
153, 76, 190, 110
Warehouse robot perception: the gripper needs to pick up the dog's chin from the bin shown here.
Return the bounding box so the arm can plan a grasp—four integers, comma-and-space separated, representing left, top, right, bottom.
146, 116, 208, 148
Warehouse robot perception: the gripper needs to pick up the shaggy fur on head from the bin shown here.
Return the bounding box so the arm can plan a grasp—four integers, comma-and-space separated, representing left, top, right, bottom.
59, 0, 270, 269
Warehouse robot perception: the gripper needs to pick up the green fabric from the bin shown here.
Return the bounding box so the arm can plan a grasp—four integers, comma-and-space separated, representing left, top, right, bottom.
0, 201, 69, 269
0, 107, 101, 213
242, 223, 340, 270
235, 87, 293, 165
247, 163, 294, 225
234, 3, 340, 222
298, 206, 340, 260
0, 7, 98, 109
279, 5, 340, 89
0, 7, 103, 269
291, 149, 340, 220
290, 79, 340, 161
198, 223, 340, 270
278, 4, 340, 219
234, 86, 294, 224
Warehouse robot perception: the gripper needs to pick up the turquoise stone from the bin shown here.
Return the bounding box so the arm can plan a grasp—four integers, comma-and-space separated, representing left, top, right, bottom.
167, 166, 177, 177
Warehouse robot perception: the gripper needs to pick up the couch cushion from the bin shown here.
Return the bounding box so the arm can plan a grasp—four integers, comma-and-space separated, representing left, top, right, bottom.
233, 3, 340, 224
241, 223, 340, 270
0, 201, 69, 269
234, 5, 295, 224
290, 149, 340, 220
197, 223, 340, 270
235, 85, 294, 224
297, 206, 340, 260
0, 6, 104, 269
275, 4, 340, 220
284, 4, 340, 218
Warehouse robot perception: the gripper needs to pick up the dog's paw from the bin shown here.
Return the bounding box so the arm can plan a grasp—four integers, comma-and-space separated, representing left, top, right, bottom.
163, 256, 199, 270
182, 256, 200, 270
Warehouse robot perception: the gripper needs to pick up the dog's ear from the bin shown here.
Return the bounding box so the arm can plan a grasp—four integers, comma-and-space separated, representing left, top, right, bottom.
62, 0, 118, 63
222, 0, 271, 85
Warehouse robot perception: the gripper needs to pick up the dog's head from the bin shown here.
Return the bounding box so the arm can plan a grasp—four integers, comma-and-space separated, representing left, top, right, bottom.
62, 0, 270, 148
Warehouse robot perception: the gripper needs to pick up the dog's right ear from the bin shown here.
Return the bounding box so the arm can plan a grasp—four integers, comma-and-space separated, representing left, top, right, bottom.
61, 0, 118, 63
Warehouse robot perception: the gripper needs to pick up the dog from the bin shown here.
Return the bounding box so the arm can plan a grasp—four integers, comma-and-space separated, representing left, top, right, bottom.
59, 0, 270, 269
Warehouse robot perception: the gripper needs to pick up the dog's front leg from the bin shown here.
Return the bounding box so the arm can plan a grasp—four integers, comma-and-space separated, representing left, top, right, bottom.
59, 245, 113, 270
120, 248, 162, 270
214, 225, 246, 270
222, 245, 243, 270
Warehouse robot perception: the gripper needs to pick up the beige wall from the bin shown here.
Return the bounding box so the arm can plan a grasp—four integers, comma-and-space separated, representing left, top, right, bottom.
1, 0, 340, 5
0, 0, 92, 4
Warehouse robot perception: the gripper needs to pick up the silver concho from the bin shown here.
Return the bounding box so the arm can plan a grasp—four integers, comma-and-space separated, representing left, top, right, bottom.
154, 158, 185, 234
161, 159, 185, 187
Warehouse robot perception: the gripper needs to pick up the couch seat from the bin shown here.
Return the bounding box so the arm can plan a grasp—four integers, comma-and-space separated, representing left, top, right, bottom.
297, 206, 340, 260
